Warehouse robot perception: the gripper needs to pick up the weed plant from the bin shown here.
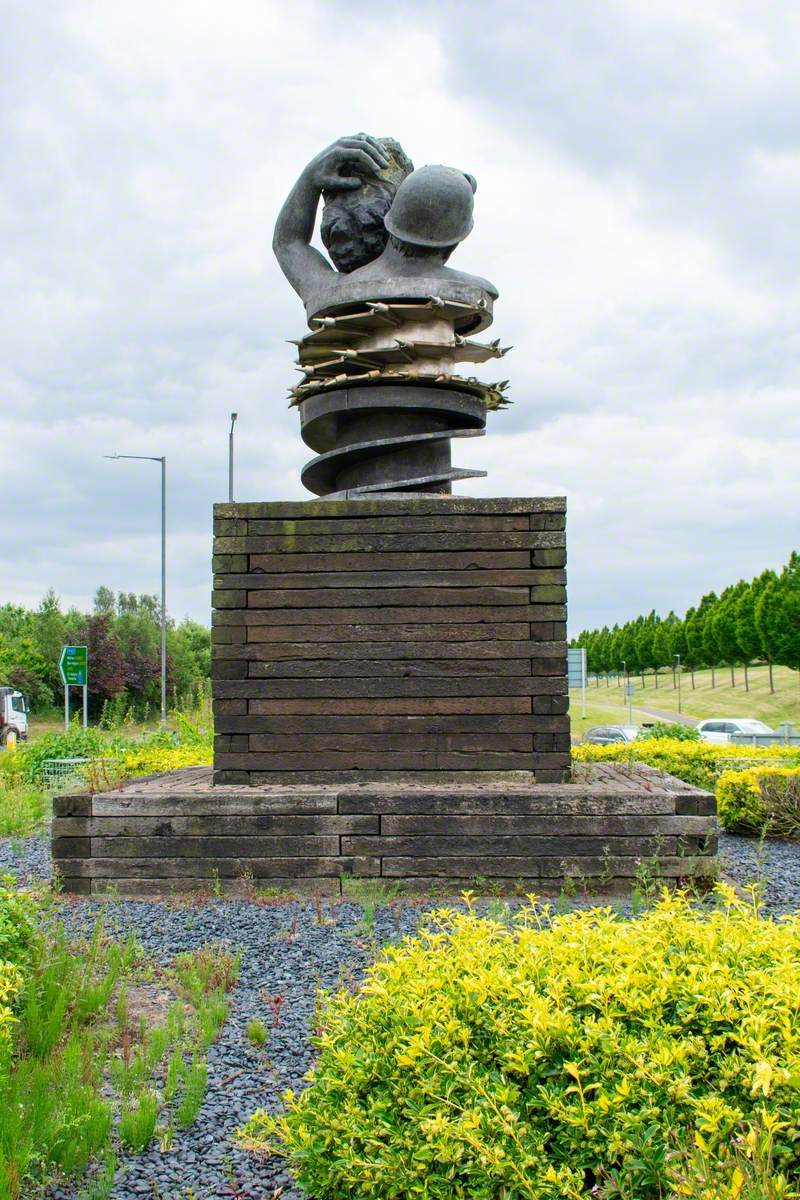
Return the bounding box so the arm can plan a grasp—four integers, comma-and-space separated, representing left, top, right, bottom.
246, 1018, 269, 1047
340, 875, 400, 931
0, 783, 49, 838
119, 1090, 159, 1153
0, 894, 238, 1198
176, 1056, 208, 1129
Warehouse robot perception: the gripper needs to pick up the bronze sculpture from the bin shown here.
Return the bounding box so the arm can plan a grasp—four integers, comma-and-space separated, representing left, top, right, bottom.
273, 134, 510, 497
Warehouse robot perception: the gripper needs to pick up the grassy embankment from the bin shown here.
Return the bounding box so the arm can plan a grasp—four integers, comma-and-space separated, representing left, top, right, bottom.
570, 663, 800, 741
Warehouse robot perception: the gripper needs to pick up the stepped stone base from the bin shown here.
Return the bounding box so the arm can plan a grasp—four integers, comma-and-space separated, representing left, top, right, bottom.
52, 765, 717, 896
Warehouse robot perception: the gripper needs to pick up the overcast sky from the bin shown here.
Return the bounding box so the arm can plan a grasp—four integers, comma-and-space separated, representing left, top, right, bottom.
2, 0, 798, 634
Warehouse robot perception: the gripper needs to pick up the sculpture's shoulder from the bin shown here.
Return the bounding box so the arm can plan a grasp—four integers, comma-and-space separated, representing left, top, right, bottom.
438, 265, 499, 301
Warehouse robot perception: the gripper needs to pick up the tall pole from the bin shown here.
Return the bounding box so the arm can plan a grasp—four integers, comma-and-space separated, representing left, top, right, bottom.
105, 453, 167, 729
228, 412, 238, 503
160, 455, 167, 729
674, 653, 682, 715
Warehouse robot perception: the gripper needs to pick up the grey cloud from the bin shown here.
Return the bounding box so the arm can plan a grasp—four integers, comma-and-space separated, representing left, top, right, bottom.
1, 0, 797, 636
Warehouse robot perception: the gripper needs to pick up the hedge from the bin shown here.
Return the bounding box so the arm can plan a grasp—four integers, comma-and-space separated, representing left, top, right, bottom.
573, 738, 800, 792
238, 887, 800, 1199
717, 767, 800, 837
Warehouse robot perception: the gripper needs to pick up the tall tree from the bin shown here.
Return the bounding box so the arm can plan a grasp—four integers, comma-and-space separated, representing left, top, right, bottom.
681, 607, 702, 689
767, 555, 800, 677
633, 613, 657, 687
756, 579, 783, 694
735, 570, 777, 692
653, 613, 677, 688
698, 593, 720, 688
668, 616, 688, 688
712, 582, 747, 688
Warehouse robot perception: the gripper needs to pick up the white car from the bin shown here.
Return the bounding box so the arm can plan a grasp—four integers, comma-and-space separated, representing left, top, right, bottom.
696, 718, 775, 744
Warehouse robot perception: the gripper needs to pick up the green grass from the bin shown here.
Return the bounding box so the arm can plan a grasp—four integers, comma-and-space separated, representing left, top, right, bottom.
570, 663, 800, 742
0, 784, 49, 837
0, 893, 239, 1199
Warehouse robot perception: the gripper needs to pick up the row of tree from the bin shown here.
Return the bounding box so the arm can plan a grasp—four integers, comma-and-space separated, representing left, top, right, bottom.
572, 552, 800, 691
0, 587, 211, 715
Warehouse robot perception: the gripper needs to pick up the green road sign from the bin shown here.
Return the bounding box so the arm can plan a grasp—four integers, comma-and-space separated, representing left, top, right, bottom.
59, 645, 88, 687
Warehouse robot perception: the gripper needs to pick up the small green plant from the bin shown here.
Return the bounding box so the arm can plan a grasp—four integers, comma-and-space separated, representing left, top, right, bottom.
163, 1045, 184, 1104
247, 1018, 269, 1048
175, 1056, 208, 1128
340, 876, 400, 930
77, 1152, 117, 1200
598, 844, 614, 893
158, 1120, 175, 1152
631, 837, 665, 911
119, 1089, 159, 1153
172, 945, 240, 1004
557, 863, 578, 903
196, 992, 229, 1050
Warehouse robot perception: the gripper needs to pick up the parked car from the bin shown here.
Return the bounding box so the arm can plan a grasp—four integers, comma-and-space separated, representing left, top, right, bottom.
582, 724, 640, 745
696, 718, 775, 744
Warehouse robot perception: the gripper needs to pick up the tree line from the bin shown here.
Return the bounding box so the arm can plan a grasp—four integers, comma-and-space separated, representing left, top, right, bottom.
0, 587, 210, 716
572, 552, 800, 692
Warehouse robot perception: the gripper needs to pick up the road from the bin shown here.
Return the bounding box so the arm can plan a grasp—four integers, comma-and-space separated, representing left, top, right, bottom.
638, 708, 698, 727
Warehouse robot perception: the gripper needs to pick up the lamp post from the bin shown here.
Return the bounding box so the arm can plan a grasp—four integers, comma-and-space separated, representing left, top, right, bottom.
621, 660, 632, 723
228, 412, 238, 503
105, 454, 167, 729
674, 653, 682, 715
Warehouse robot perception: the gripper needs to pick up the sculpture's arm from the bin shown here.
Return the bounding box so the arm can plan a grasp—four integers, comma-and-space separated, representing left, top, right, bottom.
273, 134, 389, 301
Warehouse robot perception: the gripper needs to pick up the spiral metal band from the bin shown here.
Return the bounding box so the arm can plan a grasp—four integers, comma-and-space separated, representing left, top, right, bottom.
299, 384, 487, 499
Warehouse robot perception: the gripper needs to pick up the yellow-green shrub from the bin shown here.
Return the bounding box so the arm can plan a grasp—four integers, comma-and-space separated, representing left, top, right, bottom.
239, 887, 800, 1199
717, 767, 800, 836
573, 738, 800, 792
119, 744, 212, 779
0, 961, 22, 1050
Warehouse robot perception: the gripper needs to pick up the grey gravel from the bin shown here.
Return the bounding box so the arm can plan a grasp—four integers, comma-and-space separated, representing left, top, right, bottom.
3, 825, 800, 1199
719, 829, 800, 915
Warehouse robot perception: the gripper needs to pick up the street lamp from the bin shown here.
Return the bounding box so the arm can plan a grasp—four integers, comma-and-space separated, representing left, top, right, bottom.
228, 412, 238, 503
105, 454, 167, 729
674, 653, 682, 715
621, 660, 632, 722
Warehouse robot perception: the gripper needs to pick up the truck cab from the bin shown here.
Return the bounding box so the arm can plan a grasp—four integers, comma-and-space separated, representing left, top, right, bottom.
0, 686, 29, 745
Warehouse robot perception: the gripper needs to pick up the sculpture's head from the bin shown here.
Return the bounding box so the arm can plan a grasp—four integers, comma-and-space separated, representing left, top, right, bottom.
384, 165, 477, 256
320, 138, 414, 274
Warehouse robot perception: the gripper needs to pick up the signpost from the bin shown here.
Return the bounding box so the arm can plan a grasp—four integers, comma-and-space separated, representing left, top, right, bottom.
567, 647, 587, 719
59, 646, 88, 730
624, 680, 635, 724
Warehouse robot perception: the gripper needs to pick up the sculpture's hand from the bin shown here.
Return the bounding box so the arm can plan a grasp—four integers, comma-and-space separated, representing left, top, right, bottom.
305, 134, 390, 192
274, 134, 389, 301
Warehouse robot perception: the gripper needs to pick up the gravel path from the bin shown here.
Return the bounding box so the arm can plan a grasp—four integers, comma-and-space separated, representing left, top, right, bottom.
3, 826, 800, 1199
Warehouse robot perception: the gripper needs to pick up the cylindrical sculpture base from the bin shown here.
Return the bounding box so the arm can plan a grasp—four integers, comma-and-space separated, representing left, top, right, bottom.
298, 384, 487, 498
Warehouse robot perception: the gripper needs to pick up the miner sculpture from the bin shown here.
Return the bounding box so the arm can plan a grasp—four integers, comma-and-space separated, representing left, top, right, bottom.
273, 133, 510, 497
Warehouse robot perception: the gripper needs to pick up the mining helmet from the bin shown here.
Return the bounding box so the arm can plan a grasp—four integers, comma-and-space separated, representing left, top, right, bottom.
383, 165, 476, 248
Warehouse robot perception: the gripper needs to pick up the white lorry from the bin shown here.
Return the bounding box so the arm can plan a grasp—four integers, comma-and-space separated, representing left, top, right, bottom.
0, 686, 29, 745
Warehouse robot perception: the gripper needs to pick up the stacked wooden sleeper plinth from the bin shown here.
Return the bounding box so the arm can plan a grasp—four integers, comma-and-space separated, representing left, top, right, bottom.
212, 497, 570, 784
51, 766, 718, 896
